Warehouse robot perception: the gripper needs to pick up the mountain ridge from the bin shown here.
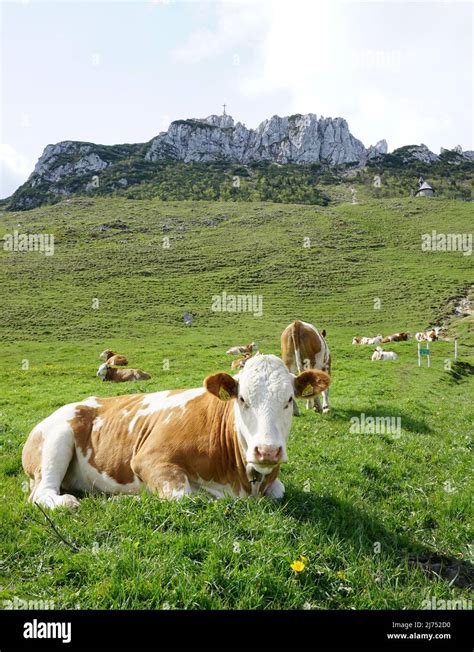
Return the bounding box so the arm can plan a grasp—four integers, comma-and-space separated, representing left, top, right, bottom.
5, 112, 474, 210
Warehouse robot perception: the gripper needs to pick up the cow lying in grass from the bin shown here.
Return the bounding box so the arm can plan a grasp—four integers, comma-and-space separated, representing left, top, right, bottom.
99, 349, 128, 366
22, 355, 330, 509
231, 353, 252, 370
371, 347, 398, 361
352, 335, 383, 345
226, 342, 258, 356
381, 332, 410, 343
415, 330, 437, 342
97, 363, 151, 382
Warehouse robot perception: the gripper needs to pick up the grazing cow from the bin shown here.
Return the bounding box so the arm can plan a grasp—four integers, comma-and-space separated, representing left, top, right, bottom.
371, 347, 398, 361
381, 332, 410, 343
415, 330, 437, 342
226, 342, 258, 356
281, 320, 331, 415
352, 335, 383, 345
99, 350, 128, 366
97, 363, 151, 382
22, 355, 330, 509
231, 353, 252, 370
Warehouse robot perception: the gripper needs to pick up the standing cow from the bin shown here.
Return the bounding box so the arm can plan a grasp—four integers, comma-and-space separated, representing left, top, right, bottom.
281, 320, 331, 415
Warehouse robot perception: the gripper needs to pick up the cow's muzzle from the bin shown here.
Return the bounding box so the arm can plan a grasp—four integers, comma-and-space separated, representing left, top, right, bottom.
253, 445, 282, 465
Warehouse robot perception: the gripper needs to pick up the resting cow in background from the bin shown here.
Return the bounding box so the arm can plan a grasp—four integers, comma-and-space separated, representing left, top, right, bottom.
415, 330, 437, 342
97, 364, 151, 382
226, 342, 258, 356
371, 347, 398, 361
99, 350, 128, 366
381, 332, 410, 343
231, 353, 252, 370
352, 335, 383, 345
281, 320, 331, 415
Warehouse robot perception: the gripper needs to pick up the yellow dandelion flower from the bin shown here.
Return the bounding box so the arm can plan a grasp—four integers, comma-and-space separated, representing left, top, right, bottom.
336, 570, 345, 579
291, 560, 305, 572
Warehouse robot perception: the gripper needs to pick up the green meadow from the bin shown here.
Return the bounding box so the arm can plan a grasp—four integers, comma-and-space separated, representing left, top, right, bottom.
0, 196, 472, 609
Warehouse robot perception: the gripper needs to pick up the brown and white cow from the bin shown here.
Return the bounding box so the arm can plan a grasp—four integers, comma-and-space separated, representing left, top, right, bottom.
226, 342, 258, 356
22, 355, 330, 509
352, 335, 383, 345
381, 332, 410, 343
97, 364, 151, 382
415, 330, 437, 342
230, 353, 252, 370
281, 320, 331, 415
99, 350, 128, 366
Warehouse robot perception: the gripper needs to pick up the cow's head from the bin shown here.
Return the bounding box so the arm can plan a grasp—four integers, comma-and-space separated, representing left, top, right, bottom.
99, 349, 113, 361
372, 347, 383, 360
97, 363, 109, 380
205, 354, 330, 475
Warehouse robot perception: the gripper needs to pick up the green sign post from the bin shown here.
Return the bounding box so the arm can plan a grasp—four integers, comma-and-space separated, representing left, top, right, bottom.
418, 342, 431, 368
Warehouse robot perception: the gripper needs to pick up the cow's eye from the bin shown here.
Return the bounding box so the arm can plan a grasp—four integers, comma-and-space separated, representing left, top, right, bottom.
239, 396, 249, 408
284, 397, 293, 409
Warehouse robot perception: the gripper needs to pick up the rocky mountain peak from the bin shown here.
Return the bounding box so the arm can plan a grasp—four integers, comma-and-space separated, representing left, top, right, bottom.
8, 109, 471, 212
145, 112, 370, 165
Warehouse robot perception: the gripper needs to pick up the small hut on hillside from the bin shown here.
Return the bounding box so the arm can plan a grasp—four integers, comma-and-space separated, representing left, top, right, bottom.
415, 178, 435, 197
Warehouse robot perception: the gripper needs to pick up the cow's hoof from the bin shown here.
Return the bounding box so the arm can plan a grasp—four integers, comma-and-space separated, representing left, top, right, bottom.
322, 407, 330, 415
34, 493, 80, 511
59, 494, 80, 510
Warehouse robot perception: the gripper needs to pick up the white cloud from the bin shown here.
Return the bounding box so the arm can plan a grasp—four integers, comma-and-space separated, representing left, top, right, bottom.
172, 1, 266, 64
242, 1, 342, 100
0, 144, 32, 198
0, 144, 31, 178
173, 0, 472, 152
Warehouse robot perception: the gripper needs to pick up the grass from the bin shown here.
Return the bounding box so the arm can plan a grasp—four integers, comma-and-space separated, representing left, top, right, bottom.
0, 196, 472, 609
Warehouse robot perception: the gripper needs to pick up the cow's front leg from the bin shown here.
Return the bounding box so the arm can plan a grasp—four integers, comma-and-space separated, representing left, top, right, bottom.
321, 387, 330, 414
132, 459, 192, 500
305, 396, 318, 411
264, 478, 285, 499
312, 395, 322, 413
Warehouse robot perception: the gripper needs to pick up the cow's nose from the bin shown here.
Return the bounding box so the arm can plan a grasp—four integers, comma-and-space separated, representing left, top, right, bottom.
254, 445, 282, 463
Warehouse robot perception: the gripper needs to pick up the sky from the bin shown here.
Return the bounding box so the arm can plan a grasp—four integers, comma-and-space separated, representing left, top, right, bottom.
0, 0, 472, 198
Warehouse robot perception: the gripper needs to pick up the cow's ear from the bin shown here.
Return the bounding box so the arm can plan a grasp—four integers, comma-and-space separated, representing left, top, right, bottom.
293, 370, 330, 398
204, 372, 238, 401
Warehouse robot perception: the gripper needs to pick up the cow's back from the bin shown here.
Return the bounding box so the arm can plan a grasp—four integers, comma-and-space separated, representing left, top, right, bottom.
281, 320, 324, 373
